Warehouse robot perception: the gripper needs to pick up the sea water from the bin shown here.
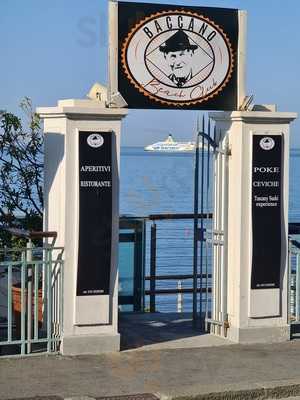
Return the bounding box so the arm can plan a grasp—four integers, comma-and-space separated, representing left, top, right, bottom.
121, 147, 300, 218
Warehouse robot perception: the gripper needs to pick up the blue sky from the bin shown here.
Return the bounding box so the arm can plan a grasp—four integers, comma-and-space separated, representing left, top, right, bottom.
0, 0, 299, 146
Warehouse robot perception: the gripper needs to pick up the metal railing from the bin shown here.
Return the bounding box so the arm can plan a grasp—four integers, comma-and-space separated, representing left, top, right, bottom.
119, 217, 146, 312
119, 213, 214, 321
146, 213, 213, 316
289, 237, 300, 324
0, 243, 64, 356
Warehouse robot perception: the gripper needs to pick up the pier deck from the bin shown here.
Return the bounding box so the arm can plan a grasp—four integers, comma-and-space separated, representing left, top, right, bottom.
119, 312, 231, 351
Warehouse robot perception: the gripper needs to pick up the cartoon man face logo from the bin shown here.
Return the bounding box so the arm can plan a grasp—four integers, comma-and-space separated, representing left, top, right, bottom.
122, 11, 234, 106
159, 29, 198, 88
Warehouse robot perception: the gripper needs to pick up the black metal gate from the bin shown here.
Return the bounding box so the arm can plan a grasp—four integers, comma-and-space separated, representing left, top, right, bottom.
193, 116, 230, 334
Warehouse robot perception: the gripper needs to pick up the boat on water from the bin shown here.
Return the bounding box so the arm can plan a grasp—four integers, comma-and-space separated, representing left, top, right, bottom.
144, 134, 195, 152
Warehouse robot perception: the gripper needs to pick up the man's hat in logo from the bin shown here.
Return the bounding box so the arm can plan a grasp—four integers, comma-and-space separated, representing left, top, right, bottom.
159, 29, 198, 53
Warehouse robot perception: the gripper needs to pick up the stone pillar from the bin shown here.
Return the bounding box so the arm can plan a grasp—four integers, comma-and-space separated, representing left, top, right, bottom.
37, 99, 127, 355
210, 108, 297, 343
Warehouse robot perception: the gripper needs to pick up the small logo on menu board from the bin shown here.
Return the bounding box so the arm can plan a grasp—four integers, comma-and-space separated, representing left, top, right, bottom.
259, 137, 275, 151
87, 134, 104, 148
121, 10, 234, 106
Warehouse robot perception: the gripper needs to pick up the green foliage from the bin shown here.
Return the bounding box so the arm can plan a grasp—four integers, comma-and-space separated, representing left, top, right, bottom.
0, 98, 43, 247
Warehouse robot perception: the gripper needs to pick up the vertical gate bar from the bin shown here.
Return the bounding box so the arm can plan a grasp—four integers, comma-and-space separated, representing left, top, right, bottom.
177, 280, 183, 313
213, 151, 217, 329
218, 146, 223, 334
217, 148, 223, 332
211, 152, 216, 333
150, 223, 157, 313
222, 138, 229, 336
204, 120, 211, 330
47, 248, 52, 352
193, 130, 200, 327
135, 220, 146, 312
199, 127, 205, 329
56, 261, 60, 349
42, 247, 47, 326
52, 261, 56, 351
288, 240, 292, 323
57, 258, 62, 349
296, 253, 300, 321
142, 220, 146, 312
133, 224, 143, 312
59, 258, 64, 346
51, 267, 55, 352
7, 264, 12, 343
211, 128, 217, 334
133, 228, 138, 312
21, 251, 26, 355
27, 240, 33, 354
34, 263, 39, 340
52, 261, 57, 350
219, 143, 224, 334
218, 142, 224, 333
214, 152, 220, 333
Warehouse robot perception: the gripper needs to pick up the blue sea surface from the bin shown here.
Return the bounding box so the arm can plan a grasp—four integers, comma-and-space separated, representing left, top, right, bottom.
121, 146, 300, 219
119, 147, 300, 312
120, 147, 195, 216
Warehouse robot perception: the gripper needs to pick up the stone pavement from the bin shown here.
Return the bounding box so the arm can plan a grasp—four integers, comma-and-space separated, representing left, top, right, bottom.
2, 340, 300, 400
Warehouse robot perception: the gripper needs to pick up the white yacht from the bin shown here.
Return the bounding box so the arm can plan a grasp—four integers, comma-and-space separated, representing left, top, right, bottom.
144, 134, 195, 152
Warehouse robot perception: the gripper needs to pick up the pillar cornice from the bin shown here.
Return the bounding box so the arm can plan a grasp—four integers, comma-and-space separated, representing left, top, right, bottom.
37, 99, 128, 121
209, 111, 297, 124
